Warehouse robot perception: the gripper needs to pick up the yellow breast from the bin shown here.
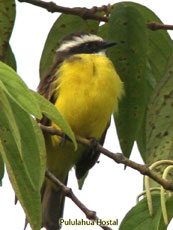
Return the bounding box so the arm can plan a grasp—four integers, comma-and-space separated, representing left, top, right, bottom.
53, 53, 123, 138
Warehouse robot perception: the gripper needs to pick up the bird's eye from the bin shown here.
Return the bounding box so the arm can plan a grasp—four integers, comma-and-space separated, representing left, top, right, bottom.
84, 42, 90, 47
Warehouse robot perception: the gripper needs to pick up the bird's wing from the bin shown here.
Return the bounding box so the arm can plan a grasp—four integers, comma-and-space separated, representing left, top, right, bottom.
37, 56, 61, 125
75, 121, 110, 180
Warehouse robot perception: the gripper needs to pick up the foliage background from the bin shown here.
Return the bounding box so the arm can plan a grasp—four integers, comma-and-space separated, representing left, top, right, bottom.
0, 0, 173, 229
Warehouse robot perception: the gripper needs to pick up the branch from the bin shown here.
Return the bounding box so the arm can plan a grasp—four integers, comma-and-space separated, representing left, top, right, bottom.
18, 0, 109, 22
147, 21, 173, 31
40, 124, 173, 191
45, 170, 113, 230
17, 1, 173, 30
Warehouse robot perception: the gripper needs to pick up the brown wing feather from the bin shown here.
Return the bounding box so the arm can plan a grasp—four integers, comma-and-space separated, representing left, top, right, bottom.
37, 54, 64, 125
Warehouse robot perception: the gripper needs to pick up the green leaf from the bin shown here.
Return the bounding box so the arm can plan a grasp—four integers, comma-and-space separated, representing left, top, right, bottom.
124, 2, 172, 82
10, 100, 46, 190
120, 195, 172, 230
4, 44, 17, 70
166, 198, 173, 225
145, 54, 173, 186
31, 119, 46, 187
123, 2, 173, 161
0, 0, 16, 62
32, 91, 77, 149
0, 84, 22, 154
97, 23, 108, 40
0, 61, 42, 119
40, 14, 99, 78
136, 63, 156, 161
107, 3, 148, 158
0, 98, 46, 230
78, 171, 89, 190
0, 153, 4, 186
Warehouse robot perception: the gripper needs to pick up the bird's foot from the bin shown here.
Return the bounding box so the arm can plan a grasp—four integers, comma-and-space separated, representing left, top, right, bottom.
59, 133, 70, 147
88, 137, 99, 153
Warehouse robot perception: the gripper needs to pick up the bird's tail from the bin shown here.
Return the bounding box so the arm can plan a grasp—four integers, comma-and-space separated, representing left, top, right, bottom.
41, 176, 68, 230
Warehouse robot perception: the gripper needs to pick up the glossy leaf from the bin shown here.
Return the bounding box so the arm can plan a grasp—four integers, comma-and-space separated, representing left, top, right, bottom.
40, 14, 99, 78
0, 61, 42, 119
120, 195, 173, 230
108, 3, 148, 158
32, 91, 77, 149
0, 98, 46, 230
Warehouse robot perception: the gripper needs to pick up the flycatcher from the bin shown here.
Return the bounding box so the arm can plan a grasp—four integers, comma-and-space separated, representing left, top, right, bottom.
38, 32, 123, 230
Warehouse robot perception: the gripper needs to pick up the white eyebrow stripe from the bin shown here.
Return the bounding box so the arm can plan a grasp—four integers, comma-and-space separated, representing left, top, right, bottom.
57, 34, 103, 52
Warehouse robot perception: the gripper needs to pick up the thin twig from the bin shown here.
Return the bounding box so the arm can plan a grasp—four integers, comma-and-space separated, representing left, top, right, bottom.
18, 0, 109, 22
40, 124, 173, 191
147, 21, 173, 31
45, 170, 113, 230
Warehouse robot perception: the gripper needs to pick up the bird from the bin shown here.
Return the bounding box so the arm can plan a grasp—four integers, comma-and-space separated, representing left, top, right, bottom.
38, 32, 124, 230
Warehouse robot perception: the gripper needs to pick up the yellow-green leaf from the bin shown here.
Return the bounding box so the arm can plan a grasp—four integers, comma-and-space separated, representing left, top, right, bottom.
0, 61, 42, 119
0, 84, 22, 154
0, 98, 46, 230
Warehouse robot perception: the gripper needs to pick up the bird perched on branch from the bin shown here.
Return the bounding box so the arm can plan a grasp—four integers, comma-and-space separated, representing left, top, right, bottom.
38, 32, 123, 230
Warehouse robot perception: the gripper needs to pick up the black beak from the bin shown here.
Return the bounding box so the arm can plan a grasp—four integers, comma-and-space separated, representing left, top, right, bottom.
102, 41, 117, 49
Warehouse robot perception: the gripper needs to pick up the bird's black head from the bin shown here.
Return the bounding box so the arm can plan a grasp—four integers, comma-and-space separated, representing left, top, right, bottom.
56, 32, 116, 57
